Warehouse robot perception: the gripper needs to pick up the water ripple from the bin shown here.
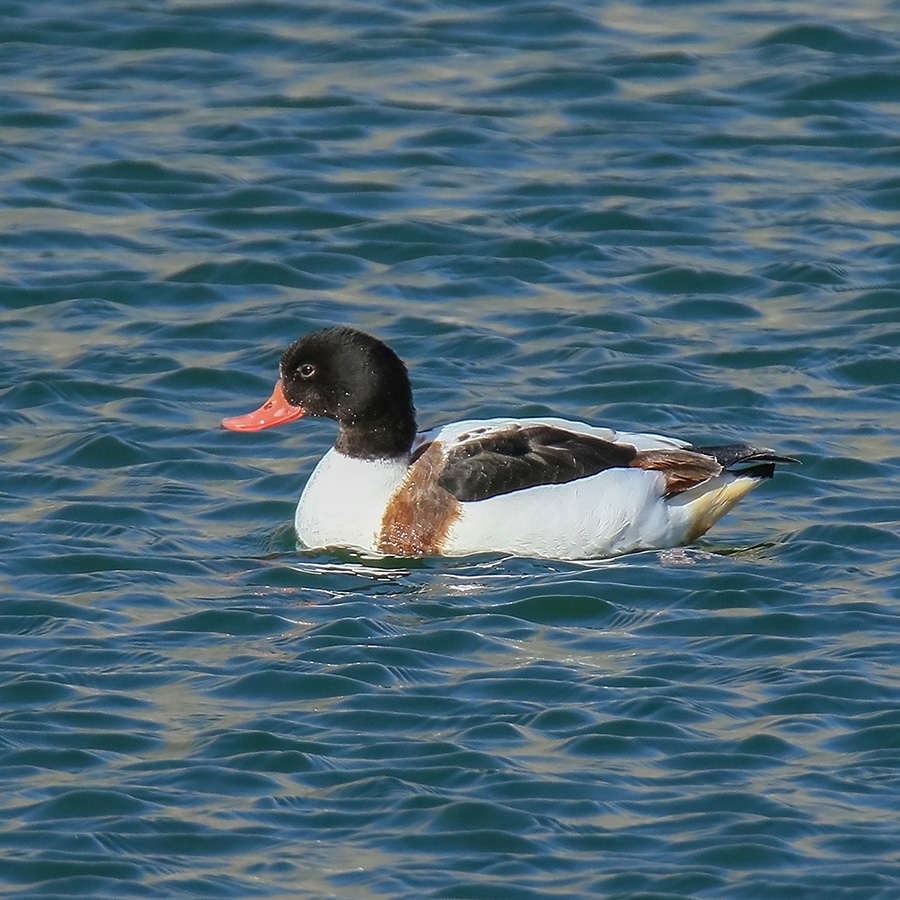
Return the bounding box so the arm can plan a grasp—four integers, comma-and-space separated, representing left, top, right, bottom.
2, 0, 900, 898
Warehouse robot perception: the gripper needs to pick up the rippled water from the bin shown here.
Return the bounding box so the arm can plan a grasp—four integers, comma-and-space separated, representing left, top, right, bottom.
2, 1, 900, 897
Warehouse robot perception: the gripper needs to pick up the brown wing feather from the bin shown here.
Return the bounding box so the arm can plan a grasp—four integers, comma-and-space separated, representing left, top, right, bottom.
631, 449, 723, 498
632, 443, 797, 497
437, 424, 638, 503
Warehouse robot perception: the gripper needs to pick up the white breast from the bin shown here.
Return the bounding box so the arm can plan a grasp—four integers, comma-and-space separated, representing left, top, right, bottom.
294, 449, 408, 553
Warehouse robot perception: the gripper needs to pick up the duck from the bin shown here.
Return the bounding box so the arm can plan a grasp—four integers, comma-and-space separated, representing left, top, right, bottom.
222, 326, 795, 560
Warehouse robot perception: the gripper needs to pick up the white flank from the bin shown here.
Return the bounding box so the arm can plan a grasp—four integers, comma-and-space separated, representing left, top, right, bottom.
444, 467, 672, 559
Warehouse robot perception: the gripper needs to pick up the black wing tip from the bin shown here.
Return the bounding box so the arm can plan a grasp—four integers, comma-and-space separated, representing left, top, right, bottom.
693, 443, 800, 470
736, 462, 777, 480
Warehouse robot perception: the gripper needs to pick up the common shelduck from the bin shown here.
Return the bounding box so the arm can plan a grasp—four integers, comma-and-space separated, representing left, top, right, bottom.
222, 326, 795, 559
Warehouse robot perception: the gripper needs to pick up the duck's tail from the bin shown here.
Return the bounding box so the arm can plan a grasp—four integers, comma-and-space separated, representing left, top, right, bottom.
662, 444, 798, 542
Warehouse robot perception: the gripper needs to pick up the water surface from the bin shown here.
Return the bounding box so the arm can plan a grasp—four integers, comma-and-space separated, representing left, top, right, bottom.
2, 1, 900, 898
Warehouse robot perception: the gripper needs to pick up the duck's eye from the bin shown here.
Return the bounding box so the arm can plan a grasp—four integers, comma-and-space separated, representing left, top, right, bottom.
298, 363, 316, 379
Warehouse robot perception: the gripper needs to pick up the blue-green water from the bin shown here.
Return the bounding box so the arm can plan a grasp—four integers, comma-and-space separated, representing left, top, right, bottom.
2, 1, 900, 897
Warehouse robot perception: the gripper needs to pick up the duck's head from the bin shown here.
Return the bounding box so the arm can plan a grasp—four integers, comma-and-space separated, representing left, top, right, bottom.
222, 326, 417, 459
